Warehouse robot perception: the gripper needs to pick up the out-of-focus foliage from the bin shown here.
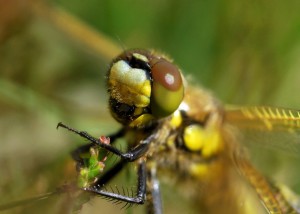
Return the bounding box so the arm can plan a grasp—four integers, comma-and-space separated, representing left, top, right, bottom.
0, 0, 300, 213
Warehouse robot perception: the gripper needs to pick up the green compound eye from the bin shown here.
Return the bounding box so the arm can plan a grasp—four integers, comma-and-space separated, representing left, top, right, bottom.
150, 58, 184, 118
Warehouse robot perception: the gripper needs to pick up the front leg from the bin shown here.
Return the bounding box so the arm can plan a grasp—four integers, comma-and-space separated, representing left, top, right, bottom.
57, 122, 152, 162
71, 128, 125, 170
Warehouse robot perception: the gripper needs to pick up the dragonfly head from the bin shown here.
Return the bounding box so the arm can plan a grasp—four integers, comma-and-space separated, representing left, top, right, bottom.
107, 49, 184, 127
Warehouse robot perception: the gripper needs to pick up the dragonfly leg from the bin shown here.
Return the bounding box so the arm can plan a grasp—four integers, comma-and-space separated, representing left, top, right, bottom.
146, 167, 163, 214
71, 128, 125, 170
57, 122, 152, 162
84, 159, 147, 204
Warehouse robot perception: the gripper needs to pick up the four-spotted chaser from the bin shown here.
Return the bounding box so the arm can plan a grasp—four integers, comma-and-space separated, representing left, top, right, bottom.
2, 48, 299, 213
1, 2, 300, 214
55, 49, 300, 214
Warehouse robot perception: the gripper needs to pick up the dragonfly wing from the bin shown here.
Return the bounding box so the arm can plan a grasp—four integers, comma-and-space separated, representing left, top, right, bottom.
225, 106, 300, 155
0, 184, 94, 214
233, 150, 299, 214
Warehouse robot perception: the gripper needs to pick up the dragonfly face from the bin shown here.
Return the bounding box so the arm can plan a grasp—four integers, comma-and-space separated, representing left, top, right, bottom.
107, 49, 184, 127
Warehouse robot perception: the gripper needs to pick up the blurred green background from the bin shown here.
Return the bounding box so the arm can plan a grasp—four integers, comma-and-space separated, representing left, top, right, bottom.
1, 0, 300, 213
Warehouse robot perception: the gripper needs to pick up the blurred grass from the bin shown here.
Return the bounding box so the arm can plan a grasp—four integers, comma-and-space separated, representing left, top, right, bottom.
0, 0, 300, 213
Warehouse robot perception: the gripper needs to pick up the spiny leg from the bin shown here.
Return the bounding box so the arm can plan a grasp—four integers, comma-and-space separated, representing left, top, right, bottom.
71, 128, 125, 170
57, 122, 153, 205
85, 159, 147, 205
57, 122, 152, 162
72, 160, 130, 212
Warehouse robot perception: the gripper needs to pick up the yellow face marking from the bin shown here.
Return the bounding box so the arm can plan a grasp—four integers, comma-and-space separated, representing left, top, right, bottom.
132, 53, 149, 62
109, 60, 151, 107
129, 114, 154, 128
134, 107, 144, 116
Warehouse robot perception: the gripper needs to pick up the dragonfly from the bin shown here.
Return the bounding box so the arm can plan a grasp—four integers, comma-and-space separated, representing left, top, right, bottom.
1, 48, 300, 214
56, 49, 300, 214
1, 2, 300, 214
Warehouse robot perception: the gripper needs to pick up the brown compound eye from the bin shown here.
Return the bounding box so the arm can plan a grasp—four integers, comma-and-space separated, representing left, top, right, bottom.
150, 58, 184, 118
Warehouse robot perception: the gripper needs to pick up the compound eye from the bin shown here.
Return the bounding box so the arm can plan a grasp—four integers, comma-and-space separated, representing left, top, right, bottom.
151, 59, 184, 118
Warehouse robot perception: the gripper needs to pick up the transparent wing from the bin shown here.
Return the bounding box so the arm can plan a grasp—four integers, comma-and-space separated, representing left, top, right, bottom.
233, 150, 299, 214
225, 106, 300, 155
0, 184, 94, 214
